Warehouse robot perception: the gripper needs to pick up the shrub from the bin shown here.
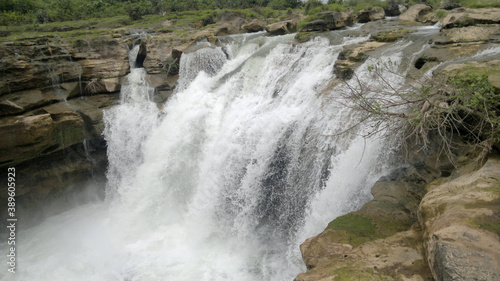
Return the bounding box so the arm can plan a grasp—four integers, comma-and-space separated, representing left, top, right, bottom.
341, 60, 499, 164
304, 0, 324, 14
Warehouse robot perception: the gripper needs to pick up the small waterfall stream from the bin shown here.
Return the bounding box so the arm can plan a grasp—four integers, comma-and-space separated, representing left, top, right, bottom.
1, 28, 466, 281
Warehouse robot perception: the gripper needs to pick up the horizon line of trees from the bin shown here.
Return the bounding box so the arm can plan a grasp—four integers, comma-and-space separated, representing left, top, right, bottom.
0, 0, 303, 25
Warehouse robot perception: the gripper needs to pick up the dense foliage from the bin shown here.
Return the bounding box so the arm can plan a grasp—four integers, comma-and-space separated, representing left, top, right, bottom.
343, 59, 500, 164
0, 0, 301, 25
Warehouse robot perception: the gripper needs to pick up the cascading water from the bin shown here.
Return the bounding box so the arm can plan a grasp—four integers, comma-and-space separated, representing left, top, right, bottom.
3, 30, 440, 281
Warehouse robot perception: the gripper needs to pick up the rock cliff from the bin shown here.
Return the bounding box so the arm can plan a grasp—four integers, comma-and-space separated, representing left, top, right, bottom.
295, 5, 500, 281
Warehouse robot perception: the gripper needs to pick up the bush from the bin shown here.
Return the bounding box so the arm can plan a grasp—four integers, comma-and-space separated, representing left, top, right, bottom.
304, 0, 323, 14
342, 60, 499, 164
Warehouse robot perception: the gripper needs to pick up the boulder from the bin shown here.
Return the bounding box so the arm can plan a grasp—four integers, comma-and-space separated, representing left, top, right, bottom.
265, 20, 297, 36
384, 0, 401, 17
441, 8, 500, 29
356, 6, 385, 23
399, 4, 432, 23
300, 20, 328, 32
317, 11, 353, 30
419, 157, 500, 280
333, 41, 387, 80
242, 19, 266, 33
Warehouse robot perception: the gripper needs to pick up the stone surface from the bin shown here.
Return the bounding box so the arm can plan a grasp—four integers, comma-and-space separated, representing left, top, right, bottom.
399, 4, 432, 23
316, 11, 353, 30
441, 8, 500, 29
333, 41, 387, 80
384, 0, 401, 17
356, 6, 385, 23
144, 34, 174, 74
242, 19, 266, 33
71, 35, 130, 79
442, 25, 500, 43
0, 111, 85, 166
300, 20, 328, 32
373, 29, 413, 42
296, 172, 433, 281
265, 20, 297, 35
419, 157, 500, 281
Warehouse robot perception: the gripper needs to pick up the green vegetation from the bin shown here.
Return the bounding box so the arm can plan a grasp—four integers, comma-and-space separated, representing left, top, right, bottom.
372, 29, 413, 42
326, 213, 377, 247
0, 0, 302, 26
344, 57, 500, 164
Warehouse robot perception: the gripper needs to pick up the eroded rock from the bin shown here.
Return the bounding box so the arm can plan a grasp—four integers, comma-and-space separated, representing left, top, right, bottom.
419, 157, 500, 281
399, 4, 432, 23
441, 8, 500, 29
265, 20, 297, 35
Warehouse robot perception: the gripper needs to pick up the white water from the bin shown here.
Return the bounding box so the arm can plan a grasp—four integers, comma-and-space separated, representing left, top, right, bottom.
2, 33, 427, 281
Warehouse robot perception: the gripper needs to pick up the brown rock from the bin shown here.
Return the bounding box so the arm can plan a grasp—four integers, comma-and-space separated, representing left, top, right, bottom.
442, 25, 500, 43
441, 8, 500, 29
0, 82, 81, 116
399, 4, 432, 23
0, 111, 85, 166
265, 20, 297, 36
356, 6, 385, 23
242, 19, 266, 33
419, 157, 500, 281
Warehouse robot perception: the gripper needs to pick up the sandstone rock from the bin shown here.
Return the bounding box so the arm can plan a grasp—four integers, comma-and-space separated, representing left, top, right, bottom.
40, 94, 118, 140
71, 36, 129, 79
215, 22, 241, 36
399, 4, 432, 23
0, 82, 81, 116
0, 54, 81, 95
101, 78, 121, 92
172, 41, 196, 59
265, 20, 297, 36
296, 177, 431, 281
356, 6, 385, 23
0, 111, 85, 166
333, 41, 387, 80
441, 8, 500, 28
242, 19, 266, 33
419, 157, 500, 281
144, 34, 173, 74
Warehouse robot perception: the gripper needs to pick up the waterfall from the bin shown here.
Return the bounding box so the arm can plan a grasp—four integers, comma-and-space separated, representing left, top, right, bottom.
2, 31, 438, 281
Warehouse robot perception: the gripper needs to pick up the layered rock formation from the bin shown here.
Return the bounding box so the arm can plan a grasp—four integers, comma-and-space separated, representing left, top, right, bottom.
296, 5, 500, 280
0, 35, 129, 207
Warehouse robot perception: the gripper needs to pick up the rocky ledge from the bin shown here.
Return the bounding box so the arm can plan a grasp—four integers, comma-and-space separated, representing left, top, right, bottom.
296, 152, 500, 281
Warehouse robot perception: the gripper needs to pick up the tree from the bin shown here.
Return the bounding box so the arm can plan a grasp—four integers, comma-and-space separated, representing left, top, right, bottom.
339, 60, 499, 164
